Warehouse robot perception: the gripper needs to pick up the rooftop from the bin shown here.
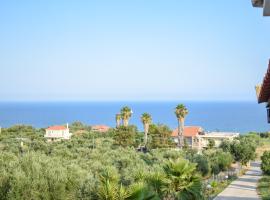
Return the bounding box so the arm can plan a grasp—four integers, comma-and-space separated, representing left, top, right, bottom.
46, 125, 68, 131
172, 126, 203, 137
91, 125, 110, 132
257, 60, 270, 103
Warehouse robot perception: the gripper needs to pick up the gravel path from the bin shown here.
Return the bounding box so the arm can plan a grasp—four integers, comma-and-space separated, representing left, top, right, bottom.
214, 161, 262, 200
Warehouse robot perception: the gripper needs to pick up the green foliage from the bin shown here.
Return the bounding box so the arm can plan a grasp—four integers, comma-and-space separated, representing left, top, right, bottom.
220, 136, 257, 166
113, 126, 138, 147
0, 152, 85, 200
174, 104, 188, 119
258, 132, 270, 138
231, 137, 257, 165
120, 106, 132, 126
261, 151, 270, 175
148, 124, 175, 149
220, 140, 231, 152
203, 149, 233, 175
140, 113, 152, 125
69, 121, 91, 133
0, 124, 262, 200
162, 159, 204, 200
258, 175, 270, 200
191, 154, 210, 177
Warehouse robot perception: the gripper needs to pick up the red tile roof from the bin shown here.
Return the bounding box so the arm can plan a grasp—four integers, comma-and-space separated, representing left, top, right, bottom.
258, 60, 270, 103
91, 125, 110, 132
172, 126, 203, 137
46, 125, 68, 131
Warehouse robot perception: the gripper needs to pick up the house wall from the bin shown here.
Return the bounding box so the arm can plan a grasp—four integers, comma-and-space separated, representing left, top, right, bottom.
199, 135, 238, 149
172, 134, 238, 150
45, 129, 71, 139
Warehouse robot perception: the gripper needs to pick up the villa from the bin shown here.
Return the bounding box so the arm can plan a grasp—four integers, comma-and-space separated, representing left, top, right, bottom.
172, 126, 239, 150
172, 126, 204, 149
45, 124, 72, 141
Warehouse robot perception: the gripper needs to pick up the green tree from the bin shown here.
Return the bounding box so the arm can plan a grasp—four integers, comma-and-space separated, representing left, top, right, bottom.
113, 126, 137, 147
120, 107, 132, 127
148, 124, 174, 149
216, 152, 233, 171
261, 151, 270, 175
174, 104, 188, 148
220, 140, 231, 152
140, 113, 152, 147
230, 137, 256, 166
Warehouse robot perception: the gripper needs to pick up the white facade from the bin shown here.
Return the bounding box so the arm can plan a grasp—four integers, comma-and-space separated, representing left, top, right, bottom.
45, 124, 72, 141
199, 132, 239, 149
172, 128, 239, 150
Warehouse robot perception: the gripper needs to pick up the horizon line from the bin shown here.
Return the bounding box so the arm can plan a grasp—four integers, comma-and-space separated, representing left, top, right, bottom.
0, 99, 258, 103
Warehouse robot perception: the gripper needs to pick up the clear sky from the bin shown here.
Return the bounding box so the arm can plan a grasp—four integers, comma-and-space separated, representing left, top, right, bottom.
1, 0, 270, 101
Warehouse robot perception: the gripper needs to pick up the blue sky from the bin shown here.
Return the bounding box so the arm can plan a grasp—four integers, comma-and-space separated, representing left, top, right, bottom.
0, 0, 270, 101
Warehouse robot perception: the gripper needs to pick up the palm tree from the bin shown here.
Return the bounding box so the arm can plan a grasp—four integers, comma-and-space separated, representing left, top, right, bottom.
162, 159, 203, 200
120, 106, 132, 127
140, 113, 152, 147
175, 104, 188, 148
115, 113, 121, 128
97, 168, 158, 200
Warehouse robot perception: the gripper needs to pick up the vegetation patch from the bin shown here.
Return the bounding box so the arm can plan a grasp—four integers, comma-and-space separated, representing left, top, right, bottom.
258, 175, 270, 200
0, 117, 262, 200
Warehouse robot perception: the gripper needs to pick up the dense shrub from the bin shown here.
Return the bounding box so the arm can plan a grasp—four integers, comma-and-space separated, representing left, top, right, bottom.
220, 136, 257, 166
261, 151, 270, 175
113, 125, 138, 147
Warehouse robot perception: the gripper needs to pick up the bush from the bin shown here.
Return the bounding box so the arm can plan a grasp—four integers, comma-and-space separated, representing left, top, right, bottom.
261, 151, 270, 175
191, 154, 210, 177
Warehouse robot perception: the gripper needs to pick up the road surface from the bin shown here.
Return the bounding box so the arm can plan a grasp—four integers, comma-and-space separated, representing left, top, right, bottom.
214, 162, 262, 200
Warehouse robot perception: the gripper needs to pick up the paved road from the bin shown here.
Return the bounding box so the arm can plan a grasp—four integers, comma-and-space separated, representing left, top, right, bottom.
214, 162, 262, 200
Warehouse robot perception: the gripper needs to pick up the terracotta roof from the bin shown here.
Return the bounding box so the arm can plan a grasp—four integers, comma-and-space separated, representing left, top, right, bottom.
172, 126, 203, 137
91, 125, 110, 132
258, 60, 270, 103
46, 125, 68, 131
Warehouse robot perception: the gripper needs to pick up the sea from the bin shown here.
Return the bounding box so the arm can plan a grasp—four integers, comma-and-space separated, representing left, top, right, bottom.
0, 101, 269, 134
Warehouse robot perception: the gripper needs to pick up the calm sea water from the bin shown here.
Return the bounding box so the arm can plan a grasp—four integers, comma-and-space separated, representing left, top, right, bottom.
0, 101, 269, 133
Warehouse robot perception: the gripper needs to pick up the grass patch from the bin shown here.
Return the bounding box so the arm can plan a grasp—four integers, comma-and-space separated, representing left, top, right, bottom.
258, 175, 270, 200
256, 138, 270, 159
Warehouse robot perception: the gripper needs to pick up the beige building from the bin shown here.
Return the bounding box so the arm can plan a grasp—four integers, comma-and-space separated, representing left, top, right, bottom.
172, 126, 239, 150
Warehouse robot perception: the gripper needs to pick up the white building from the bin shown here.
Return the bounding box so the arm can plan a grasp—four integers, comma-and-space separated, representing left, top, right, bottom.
199, 132, 239, 149
45, 124, 72, 141
172, 126, 239, 150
